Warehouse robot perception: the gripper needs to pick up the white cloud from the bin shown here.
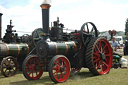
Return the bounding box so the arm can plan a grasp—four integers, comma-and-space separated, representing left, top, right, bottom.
0, 0, 128, 37
50, 0, 128, 32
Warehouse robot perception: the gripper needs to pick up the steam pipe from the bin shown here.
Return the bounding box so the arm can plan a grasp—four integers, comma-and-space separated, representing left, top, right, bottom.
40, 4, 51, 35
0, 13, 3, 39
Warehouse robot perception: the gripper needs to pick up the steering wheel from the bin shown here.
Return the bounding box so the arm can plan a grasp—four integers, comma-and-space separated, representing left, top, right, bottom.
79, 22, 98, 46
31, 28, 44, 46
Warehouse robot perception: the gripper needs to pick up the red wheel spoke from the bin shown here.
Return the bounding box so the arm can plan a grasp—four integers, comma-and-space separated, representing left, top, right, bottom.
93, 57, 100, 63
93, 53, 99, 56
34, 58, 36, 65
53, 71, 57, 75
95, 60, 101, 69
55, 73, 58, 78
28, 70, 32, 75
103, 61, 108, 68
61, 60, 64, 67
98, 41, 102, 50
54, 60, 59, 66
35, 70, 38, 75
53, 66, 57, 70
102, 44, 107, 52
95, 44, 100, 52
60, 72, 64, 79
100, 61, 103, 72
26, 62, 30, 66
105, 53, 111, 57
34, 58, 39, 65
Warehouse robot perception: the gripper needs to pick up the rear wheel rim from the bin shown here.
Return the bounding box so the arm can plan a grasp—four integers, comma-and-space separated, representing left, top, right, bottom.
25, 56, 43, 80
93, 38, 112, 74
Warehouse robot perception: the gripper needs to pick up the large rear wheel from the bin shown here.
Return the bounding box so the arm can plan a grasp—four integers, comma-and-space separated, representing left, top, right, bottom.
22, 55, 43, 80
85, 37, 112, 75
49, 55, 70, 83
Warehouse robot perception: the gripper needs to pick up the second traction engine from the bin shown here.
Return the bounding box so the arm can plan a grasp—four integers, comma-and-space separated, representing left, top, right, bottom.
22, 1, 113, 83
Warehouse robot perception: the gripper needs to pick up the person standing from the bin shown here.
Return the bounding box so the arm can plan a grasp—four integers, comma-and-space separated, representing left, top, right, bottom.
112, 37, 120, 51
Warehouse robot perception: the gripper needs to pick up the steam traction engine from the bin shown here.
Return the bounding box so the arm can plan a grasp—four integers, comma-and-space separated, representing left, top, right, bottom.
22, 2, 113, 83
0, 13, 31, 77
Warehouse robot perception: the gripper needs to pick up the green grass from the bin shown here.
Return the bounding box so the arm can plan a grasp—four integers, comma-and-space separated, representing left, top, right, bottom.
0, 68, 128, 85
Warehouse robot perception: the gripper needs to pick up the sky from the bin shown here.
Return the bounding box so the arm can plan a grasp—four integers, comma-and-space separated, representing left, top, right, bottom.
0, 0, 128, 36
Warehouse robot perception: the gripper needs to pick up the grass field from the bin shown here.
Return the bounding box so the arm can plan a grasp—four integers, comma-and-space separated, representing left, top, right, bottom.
0, 68, 128, 85
0, 55, 128, 85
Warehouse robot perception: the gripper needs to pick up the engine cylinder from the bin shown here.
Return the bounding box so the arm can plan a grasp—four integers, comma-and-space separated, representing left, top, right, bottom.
36, 40, 78, 58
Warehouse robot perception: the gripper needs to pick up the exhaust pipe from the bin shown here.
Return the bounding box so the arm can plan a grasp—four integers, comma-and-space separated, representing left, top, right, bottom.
40, 0, 51, 35
0, 13, 3, 39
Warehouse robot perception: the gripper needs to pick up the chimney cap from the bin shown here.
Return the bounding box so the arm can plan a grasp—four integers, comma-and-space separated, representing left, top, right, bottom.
42, 0, 51, 4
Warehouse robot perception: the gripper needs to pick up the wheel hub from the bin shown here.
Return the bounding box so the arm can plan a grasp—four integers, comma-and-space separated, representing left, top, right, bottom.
30, 65, 35, 71
99, 52, 106, 61
7, 65, 13, 70
60, 67, 65, 72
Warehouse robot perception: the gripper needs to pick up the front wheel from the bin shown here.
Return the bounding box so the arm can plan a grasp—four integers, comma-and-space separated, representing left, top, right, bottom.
85, 37, 112, 75
1, 56, 18, 77
22, 54, 43, 80
49, 55, 71, 83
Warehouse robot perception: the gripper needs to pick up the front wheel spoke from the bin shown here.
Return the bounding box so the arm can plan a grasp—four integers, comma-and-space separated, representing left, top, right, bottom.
34, 59, 39, 65
33, 58, 36, 65
35, 70, 38, 75
28, 70, 32, 75
54, 61, 60, 67
32, 71, 34, 77
61, 60, 64, 67
55, 73, 58, 78
53, 66, 57, 70
60, 72, 64, 79
103, 61, 108, 68
53, 71, 57, 76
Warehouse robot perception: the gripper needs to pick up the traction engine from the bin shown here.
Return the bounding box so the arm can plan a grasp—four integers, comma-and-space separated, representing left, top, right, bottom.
22, 1, 113, 83
0, 14, 31, 77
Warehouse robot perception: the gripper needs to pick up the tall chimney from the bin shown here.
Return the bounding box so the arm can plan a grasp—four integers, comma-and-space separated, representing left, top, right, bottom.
40, 1, 51, 35
0, 13, 3, 39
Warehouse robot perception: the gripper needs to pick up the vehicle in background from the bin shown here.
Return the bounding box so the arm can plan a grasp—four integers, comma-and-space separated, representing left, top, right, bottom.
114, 36, 124, 47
